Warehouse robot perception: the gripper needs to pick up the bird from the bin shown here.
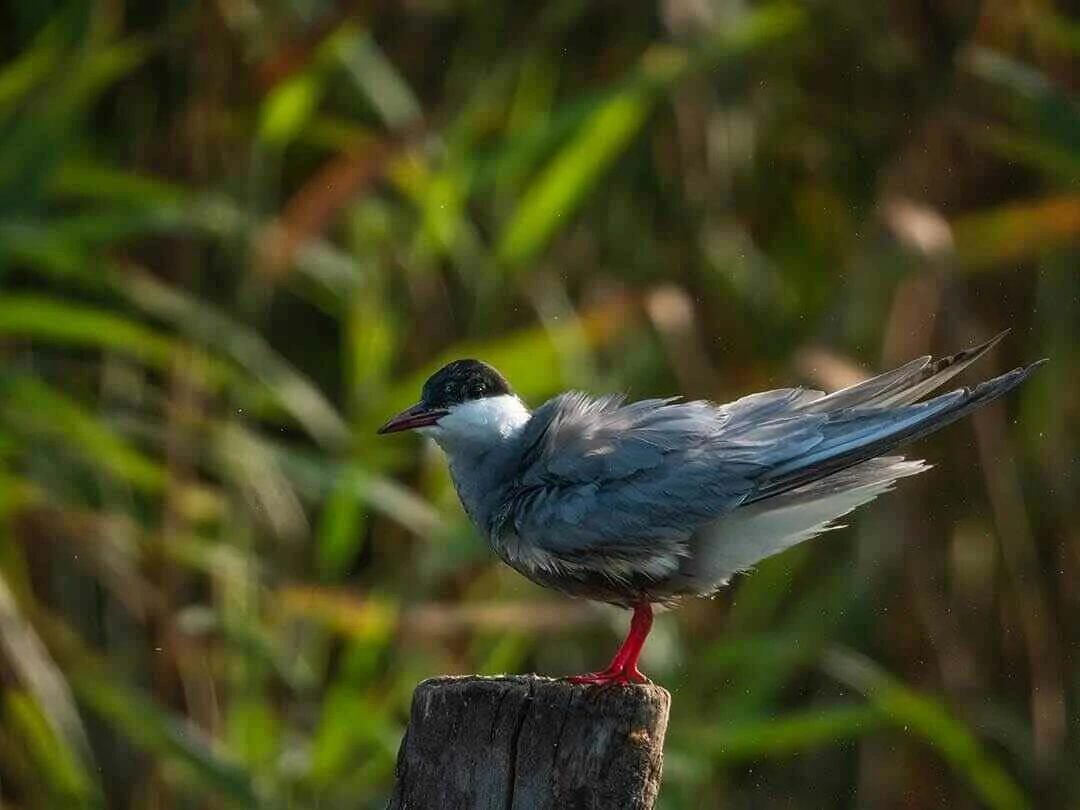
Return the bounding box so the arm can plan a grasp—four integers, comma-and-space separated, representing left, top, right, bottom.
378, 333, 1044, 685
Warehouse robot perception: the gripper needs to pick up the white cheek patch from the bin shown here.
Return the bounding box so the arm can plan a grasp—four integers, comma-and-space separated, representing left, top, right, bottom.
435, 395, 531, 448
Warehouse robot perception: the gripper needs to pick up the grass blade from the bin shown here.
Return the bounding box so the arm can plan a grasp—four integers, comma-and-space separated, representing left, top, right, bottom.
0, 575, 95, 776
119, 269, 350, 448
677, 705, 883, 762
496, 3, 803, 266
74, 674, 262, 807
1, 376, 167, 493
824, 648, 1030, 810
0, 295, 177, 366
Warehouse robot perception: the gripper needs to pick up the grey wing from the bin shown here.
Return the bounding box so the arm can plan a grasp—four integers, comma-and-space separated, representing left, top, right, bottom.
796, 329, 1009, 413
495, 389, 826, 584
495, 334, 1042, 597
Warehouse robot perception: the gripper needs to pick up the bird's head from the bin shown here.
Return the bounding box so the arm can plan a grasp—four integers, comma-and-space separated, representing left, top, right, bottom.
377, 359, 530, 453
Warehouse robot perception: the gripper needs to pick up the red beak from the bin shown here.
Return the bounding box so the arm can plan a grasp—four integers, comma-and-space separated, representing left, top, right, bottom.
377, 403, 448, 434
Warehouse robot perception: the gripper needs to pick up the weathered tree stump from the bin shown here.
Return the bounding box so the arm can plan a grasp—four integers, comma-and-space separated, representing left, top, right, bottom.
388, 675, 670, 810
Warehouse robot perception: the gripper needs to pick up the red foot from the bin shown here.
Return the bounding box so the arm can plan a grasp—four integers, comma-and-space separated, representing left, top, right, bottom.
565, 602, 654, 687
566, 666, 648, 686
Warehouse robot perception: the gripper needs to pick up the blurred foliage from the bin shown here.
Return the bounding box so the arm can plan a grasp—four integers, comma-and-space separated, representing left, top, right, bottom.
0, 0, 1077, 808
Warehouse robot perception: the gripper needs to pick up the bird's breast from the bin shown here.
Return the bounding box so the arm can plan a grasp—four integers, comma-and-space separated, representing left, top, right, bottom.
445, 453, 511, 537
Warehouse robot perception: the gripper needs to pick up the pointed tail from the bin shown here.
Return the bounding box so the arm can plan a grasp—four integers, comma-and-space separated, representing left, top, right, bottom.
747, 358, 1045, 504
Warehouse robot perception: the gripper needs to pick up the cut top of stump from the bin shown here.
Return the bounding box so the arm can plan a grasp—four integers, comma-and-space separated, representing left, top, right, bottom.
388, 674, 671, 810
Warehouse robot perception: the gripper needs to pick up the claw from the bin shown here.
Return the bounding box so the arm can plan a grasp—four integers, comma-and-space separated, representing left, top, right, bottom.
566, 667, 649, 686
565, 603, 654, 687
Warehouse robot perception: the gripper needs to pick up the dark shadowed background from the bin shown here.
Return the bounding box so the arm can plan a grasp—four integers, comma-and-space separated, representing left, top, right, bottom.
0, 1, 1077, 808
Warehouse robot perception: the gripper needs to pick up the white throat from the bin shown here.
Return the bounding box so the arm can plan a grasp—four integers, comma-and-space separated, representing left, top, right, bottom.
419, 394, 531, 455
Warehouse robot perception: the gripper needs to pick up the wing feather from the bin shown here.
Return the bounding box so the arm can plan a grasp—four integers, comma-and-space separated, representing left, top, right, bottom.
498, 394, 825, 559
489, 336, 1041, 598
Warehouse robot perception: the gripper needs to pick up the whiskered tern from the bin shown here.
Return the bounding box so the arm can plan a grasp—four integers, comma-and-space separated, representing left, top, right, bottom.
379, 333, 1043, 685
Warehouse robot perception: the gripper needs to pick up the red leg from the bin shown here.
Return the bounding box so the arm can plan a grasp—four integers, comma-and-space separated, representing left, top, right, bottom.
619, 602, 653, 683
567, 603, 654, 686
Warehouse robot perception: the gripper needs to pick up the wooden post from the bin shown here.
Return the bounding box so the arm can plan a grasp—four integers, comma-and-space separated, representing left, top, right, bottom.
388, 675, 670, 810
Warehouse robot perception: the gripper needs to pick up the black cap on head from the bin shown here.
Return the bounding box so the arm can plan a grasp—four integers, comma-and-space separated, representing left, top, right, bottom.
421, 359, 513, 409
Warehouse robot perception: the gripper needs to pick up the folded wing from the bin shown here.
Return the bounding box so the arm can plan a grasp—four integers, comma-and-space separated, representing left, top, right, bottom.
494, 336, 1043, 597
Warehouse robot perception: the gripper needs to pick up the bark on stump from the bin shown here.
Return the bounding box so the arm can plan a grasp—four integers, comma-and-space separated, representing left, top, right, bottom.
388, 675, 670, 810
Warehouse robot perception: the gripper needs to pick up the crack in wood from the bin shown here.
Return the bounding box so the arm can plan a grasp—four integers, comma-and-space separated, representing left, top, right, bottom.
504, 679, 534, 810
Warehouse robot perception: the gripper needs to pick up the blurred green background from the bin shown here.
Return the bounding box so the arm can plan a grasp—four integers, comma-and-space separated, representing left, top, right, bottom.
0, 0, 1077, 808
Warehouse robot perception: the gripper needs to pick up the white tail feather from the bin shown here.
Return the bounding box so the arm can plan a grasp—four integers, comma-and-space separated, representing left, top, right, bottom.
685, 458, 929, 590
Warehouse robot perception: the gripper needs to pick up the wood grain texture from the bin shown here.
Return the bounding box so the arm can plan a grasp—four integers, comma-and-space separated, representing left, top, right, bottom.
388, 675, 670, 810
